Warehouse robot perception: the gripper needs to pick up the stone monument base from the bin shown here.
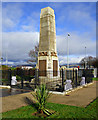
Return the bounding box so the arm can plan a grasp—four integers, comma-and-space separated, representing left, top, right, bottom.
38, 52, 60, 80
39, 75, 62, 90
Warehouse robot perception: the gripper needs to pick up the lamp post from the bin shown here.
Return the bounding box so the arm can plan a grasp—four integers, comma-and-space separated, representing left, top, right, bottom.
1, 57, 3, 66
85, 46, 86, 69
6, 50, 8, 66
67, 33, 70, 68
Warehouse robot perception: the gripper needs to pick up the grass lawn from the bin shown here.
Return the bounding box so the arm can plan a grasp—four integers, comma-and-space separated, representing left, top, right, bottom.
93, 77, 98, 81
2, 98, 97, 119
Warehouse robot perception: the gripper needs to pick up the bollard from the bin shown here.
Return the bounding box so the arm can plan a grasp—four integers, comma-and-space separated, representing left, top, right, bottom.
21, 69, 23, 89
29, 69, 31, 82
75, 70, 77, 87
8, 69, 12, 86
35, 69, 39, 88
62, 69, 64, 91
85, 69, 87, 84
73, 68, 74, 81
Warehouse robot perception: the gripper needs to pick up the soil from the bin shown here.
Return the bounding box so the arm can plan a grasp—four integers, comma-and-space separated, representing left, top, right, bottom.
32, 111, 47, 118
32, 109, 55, 118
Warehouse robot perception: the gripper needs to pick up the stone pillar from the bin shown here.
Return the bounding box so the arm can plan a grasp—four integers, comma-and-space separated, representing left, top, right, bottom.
38, 7, 59, 83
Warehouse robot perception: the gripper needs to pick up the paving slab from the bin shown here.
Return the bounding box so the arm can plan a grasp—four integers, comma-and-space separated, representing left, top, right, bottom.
1, 81, 97, 113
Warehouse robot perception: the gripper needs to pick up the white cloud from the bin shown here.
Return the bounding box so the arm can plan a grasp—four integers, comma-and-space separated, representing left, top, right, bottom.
68, 9, 96, 31
56, 30, 96, 64
2, 31, 96, 65
59, 55, 84, 65
3, 18, 15, 29
2, 32, 39, 61
57, 32, 96, 56
21, 25, 33, 31
2, 3, 23, 31
0, 61, 14, 65
2, 3, 40, 32
2, 3, 96, 65
58, 54, 93, 65
57, 3, 96, 36
20, 11, 40, 32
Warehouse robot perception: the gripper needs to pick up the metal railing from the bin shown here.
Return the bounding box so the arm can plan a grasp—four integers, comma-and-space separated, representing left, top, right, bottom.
0, 68, 94, 92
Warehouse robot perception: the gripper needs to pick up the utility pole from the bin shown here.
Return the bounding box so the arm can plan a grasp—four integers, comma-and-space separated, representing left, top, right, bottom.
85, 46, 86, 69
6, 50, 8, 66
1, 57, 3, 66
67, 33, 70, 68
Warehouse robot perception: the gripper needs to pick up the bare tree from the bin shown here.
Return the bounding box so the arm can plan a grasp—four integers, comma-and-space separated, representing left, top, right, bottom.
80, 56, 96, 68
92, 58, 98, 68
27, 43, 39, 65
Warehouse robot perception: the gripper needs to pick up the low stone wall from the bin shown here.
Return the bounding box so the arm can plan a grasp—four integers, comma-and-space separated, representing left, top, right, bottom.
0, 85, 11, 89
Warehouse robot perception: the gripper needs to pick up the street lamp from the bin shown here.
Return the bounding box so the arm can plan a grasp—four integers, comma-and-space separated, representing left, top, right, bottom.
1, 57, 3, 66
1, 57, 3, 69
85, 46, 86, 69
67, 33, 70, 68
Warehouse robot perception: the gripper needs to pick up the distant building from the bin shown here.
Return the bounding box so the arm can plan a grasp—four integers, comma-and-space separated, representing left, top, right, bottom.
60, 64, 80, 69
16, 64, 36, 70
21, 66, 33, 70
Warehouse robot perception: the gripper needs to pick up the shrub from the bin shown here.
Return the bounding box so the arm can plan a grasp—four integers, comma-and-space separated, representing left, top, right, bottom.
31, 84, 51, 115
16, 75, 22, 81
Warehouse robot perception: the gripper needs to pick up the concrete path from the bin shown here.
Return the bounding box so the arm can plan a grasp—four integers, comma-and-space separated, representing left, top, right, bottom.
1, 81, 97, 113
48, 81, 97, 107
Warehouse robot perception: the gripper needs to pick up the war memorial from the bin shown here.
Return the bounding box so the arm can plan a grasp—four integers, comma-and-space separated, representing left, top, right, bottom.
37, 7, 60, 84
36, 7, 95, 89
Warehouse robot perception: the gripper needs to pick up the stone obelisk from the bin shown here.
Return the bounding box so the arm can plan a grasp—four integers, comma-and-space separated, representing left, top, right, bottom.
38, 7, 59, 82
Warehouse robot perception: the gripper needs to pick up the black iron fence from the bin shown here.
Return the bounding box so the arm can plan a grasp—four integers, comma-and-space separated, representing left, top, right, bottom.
0, 68, 94, 92
62, 69, 94, 90
0, 69, 35, 90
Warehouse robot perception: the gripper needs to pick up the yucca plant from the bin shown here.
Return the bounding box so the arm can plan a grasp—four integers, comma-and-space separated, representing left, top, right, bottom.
31, 84, 51, 115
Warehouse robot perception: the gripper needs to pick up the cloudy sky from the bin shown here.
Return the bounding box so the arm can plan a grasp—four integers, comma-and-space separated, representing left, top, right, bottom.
2, 2, 96, 65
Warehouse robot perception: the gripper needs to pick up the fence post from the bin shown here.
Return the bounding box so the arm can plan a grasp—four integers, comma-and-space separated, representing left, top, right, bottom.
62, 69, 64, 91
29, 69, 31, 82
91, 69, 94, 82
21, 69, 23, 89
37, 69, 39, 86
73, 68, 74, 81
85, 69, 87, 84
0, 70, 2, 85
38, 69, 39, 86
75, 70, 77, 87
8, 69, 12, 87
35, 69, 37, 88
35, 69, 39, 88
